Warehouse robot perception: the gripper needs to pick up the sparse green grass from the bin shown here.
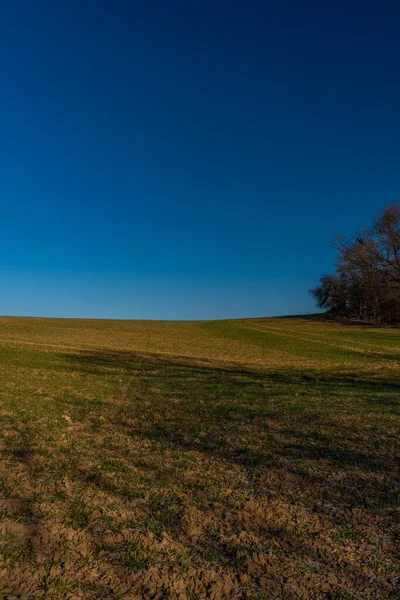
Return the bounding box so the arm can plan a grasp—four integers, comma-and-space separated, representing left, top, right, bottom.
0, 315, 399, 598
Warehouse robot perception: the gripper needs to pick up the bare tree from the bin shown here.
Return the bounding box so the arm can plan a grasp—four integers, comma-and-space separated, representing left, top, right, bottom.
310, 203, 400, 324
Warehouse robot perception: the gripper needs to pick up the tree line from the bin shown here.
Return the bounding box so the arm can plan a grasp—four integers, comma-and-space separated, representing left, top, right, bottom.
310, 203, 400, 324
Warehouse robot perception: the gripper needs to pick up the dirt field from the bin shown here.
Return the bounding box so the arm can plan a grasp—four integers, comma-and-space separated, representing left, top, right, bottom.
0, 315, 399, 599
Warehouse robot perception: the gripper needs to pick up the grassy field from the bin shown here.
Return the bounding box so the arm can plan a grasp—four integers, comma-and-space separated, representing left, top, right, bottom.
0, 315, 399, 599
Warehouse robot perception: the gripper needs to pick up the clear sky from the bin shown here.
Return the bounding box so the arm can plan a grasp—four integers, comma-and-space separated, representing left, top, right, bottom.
1, 1, 399, 319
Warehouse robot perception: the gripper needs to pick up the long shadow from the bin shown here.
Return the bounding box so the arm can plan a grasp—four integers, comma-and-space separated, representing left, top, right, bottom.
61, 347, 400, 383
61, 350, 400, 477
61, 348, 268, 378
62, 348, 400, 403
0, 347, 397, 597
49, 348, 400, 597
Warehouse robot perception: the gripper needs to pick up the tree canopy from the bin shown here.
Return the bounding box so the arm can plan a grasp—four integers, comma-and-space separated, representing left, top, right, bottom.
310, 203, 400, 324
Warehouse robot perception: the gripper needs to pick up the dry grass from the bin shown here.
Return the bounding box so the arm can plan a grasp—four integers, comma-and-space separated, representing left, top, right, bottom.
0, 315, 399, 599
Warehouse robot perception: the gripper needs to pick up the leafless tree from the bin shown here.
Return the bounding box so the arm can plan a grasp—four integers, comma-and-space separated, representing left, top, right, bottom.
310, 203, 400, 324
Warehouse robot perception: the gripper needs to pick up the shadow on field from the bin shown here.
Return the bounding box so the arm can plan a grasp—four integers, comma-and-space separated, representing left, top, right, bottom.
63, 347, 400, 403
63, 350, 400, 483
2, 348, 399, 598
61, 347, 400, 593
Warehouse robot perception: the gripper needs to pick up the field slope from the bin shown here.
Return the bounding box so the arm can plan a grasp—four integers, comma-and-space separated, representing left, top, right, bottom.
0, 315, 399, 599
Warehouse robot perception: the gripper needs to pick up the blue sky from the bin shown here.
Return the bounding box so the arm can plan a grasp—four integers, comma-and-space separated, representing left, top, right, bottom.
1, 1, 399, 319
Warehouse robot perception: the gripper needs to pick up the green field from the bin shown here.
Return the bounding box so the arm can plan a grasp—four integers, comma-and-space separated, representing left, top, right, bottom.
0, 315, 399, 599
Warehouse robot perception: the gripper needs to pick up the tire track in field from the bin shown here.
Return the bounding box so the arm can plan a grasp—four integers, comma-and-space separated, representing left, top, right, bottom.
234, 322, 400, 362
244, 320, 400, 353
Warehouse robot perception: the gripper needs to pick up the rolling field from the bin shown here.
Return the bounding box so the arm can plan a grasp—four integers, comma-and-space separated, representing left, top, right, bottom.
0, 315, 399, 599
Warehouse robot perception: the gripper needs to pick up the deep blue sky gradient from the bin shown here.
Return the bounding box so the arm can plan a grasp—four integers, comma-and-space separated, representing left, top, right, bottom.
1, 1, 399, 319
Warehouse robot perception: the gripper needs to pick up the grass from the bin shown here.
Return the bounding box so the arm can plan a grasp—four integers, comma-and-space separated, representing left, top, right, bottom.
0, 314, 398, 599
